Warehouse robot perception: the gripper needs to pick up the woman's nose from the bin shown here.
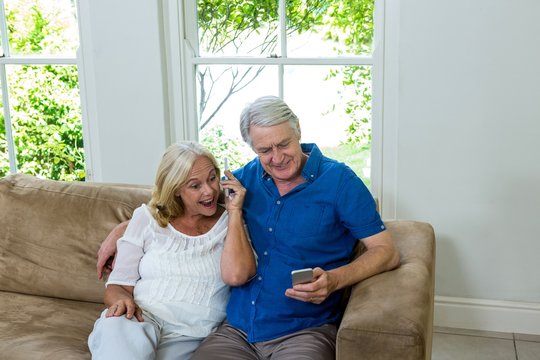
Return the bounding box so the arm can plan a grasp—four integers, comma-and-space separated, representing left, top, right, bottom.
202, 182, 215, 195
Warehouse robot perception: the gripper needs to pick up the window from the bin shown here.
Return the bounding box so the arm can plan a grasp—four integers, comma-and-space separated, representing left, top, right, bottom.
0, 0, 84, 181
181, 0, 382, 189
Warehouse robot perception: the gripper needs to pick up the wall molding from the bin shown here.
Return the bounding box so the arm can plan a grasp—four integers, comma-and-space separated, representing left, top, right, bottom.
435, 296, 540, 335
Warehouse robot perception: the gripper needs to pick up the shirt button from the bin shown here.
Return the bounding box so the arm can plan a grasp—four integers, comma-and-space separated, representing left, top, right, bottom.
276, 200, 281, 205
264, 251, 268, 256
268, 227, 273, 232
258, 276, 262, 281
251, 301, 255, 305
310, 174, 314, 178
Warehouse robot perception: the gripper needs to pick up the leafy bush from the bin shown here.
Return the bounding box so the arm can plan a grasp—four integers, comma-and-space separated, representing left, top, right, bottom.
0, 1, 84, 181
200, 125, 253, 171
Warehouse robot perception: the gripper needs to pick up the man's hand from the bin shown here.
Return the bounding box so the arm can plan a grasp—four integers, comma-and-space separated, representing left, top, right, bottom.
97, 221, 129, 279
285, 230, 400, 304
285, 267, 338, 304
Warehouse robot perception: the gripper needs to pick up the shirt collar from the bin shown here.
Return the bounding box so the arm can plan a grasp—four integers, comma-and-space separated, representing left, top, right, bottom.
300, 143, 321, 183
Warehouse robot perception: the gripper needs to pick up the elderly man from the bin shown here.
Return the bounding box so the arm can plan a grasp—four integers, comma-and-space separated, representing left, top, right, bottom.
97, 96, 400, 360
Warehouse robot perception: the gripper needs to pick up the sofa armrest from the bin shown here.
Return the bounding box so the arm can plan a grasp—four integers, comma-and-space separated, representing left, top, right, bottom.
336, 220, 435, 360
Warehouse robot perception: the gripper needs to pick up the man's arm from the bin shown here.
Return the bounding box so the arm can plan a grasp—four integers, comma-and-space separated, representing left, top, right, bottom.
96, 220, 129, 279
285, 230, 400, 304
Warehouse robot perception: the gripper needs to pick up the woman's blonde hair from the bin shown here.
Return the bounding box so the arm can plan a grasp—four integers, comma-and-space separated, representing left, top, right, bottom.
147, 141, 220, 227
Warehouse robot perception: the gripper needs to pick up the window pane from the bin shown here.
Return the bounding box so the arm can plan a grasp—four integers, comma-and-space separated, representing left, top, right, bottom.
7, 64, 85, 180
198, 0, 280, 57
287, 0, 374, 57
4, 0, 79, 56
284, 65, 372, 186
197, 64, 279, 169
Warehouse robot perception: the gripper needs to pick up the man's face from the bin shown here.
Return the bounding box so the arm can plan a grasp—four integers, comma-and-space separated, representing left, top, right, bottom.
249, 122, 304, 183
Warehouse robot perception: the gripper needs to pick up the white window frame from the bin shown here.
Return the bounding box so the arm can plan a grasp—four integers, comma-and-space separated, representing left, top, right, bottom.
162, 0, 387, 205
0, 0, 83, 177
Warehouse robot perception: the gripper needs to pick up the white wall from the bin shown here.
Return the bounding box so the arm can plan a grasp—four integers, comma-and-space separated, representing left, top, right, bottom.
77, 0, 540, 333
383, 0, 540, 332
78, 0, 168, 184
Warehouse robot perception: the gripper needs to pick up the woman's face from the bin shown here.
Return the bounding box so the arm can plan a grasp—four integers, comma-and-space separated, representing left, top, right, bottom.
175, 156, 220, 217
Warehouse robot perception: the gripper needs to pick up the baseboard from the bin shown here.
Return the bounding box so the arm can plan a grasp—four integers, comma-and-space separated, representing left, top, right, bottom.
434, 296, 540, 335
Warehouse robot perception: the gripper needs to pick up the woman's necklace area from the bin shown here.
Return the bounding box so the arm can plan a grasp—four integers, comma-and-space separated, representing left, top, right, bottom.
170, 216, 212, 236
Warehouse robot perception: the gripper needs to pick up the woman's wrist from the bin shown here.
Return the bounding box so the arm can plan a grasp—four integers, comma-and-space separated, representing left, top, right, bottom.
227, 208, 243, 215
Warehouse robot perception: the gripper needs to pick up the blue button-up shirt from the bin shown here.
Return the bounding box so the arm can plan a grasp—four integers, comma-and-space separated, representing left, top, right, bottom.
227, 143, 385, 342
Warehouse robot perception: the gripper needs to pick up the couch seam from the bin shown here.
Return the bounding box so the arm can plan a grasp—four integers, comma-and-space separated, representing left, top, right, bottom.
7, 183, 149, 209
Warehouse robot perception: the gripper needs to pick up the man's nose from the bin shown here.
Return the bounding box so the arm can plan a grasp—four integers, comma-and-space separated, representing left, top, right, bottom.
272, 148, 285, 163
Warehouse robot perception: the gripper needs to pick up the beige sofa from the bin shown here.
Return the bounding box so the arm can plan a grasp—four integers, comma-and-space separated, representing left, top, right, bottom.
0, 174, 435, 360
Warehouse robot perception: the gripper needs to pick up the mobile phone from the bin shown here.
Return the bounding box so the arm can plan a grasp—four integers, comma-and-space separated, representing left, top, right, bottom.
291, 268, 313, 286
223, 157, 230, 197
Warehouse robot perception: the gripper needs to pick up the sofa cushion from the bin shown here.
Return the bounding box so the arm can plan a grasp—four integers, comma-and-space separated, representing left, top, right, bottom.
0, 291, 102, 360
0, 174, 151, 303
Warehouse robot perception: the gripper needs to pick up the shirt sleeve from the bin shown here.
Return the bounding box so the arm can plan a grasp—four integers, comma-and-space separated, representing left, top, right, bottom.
105, 205, 149, 287
337, 168, 385, 240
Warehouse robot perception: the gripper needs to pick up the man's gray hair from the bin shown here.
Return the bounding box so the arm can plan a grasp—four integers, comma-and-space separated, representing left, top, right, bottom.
240, 96, 301, 148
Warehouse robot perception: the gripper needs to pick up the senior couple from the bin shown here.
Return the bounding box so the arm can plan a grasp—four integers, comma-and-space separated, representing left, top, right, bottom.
88, 95, 400, 360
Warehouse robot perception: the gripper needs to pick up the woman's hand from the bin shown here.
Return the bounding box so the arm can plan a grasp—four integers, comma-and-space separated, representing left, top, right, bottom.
105, 298, 144, 322
104, 284, 143, 322
221, 170, 246, 212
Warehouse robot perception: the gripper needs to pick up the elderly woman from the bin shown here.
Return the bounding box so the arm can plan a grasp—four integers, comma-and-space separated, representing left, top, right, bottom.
88, 141, 256, 360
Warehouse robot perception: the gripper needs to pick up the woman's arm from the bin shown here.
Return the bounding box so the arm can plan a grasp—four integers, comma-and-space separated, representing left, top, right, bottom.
101, 208, 148, 321
220, 170, 256, 286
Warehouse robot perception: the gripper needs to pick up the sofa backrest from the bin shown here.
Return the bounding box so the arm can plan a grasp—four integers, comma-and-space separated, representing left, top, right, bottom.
0, 174, 152, 304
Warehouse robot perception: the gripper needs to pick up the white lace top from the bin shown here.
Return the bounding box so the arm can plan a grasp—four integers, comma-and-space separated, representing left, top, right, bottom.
106, 204, 230, 337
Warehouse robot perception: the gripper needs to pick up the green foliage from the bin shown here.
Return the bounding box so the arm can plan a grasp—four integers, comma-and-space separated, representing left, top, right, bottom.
198, 0, 280, 54
196, 0, 335, 129
1, 1, 84, 181
197, 0, 330, 54
327, 66, 372, 146
324, 0, 374, 146
10, 5, 47, 53
2, 0, 375, 182
9, 64, 84, 181
325, 0, 374, 54
322, 143, 371, 187
6, 0, 79, 55
200, 124, 253, 171
197, 0, 375, 151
